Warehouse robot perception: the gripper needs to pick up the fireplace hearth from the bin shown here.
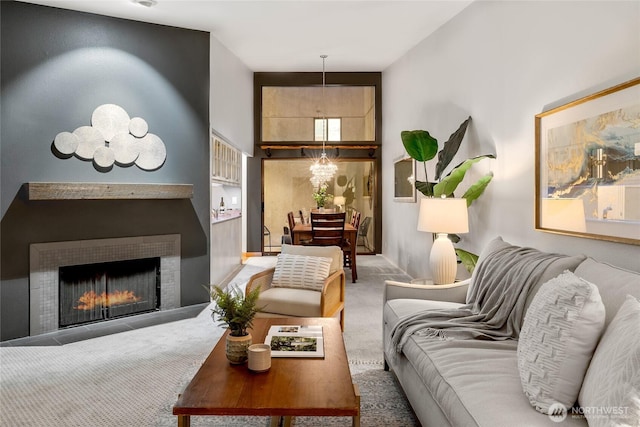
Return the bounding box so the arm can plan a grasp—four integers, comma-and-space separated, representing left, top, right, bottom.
30, 234, 180, 336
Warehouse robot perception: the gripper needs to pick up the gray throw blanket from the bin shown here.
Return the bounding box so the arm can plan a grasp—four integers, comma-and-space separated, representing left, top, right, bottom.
390, 245, 563, 354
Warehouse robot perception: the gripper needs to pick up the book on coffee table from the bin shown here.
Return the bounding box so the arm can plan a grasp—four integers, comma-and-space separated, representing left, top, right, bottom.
265, 325, 324, 358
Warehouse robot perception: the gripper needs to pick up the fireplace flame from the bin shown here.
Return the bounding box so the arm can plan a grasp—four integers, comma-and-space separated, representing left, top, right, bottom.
75, 290, 141, 311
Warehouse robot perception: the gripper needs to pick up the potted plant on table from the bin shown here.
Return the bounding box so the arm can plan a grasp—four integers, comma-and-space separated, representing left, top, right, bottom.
209, 284, 261, 364
312, 184, 333, 209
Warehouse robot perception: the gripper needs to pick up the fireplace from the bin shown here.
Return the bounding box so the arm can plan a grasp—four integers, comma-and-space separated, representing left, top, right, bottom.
59, 257, 161, 328
30, 234, 180, 336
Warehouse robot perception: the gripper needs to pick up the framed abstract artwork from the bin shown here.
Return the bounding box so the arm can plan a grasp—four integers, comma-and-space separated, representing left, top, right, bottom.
393, 157, 416, 202
535, 77, 640, 245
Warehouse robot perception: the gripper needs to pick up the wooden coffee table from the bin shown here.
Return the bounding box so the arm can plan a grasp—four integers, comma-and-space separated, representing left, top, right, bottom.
173, 317, 360, 426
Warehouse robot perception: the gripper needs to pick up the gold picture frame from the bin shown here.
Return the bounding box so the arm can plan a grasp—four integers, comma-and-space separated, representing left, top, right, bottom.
535, 77, 640, 245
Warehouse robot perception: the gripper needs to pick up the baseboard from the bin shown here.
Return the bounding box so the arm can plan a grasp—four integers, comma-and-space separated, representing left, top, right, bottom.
217, 263, 245, 289
242, 252, 262, 263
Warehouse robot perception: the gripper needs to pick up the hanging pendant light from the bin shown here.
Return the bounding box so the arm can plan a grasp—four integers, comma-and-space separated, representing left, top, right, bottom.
310, 54, 337, 187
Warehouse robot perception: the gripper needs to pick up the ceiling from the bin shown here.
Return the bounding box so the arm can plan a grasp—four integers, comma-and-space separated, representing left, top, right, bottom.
20, 0, 472, 72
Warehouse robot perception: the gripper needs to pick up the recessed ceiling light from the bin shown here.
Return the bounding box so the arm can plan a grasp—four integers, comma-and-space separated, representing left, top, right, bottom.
132, 0, 158, 7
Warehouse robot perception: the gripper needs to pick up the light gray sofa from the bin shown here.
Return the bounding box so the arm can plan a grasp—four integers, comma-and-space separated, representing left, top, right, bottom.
383, 237, 640, 426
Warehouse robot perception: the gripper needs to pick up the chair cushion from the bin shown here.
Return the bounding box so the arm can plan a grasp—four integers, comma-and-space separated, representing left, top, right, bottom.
272, 253, 331, 291
517, 271, 605, 414
578, 295, 640, 427
281, 243, 343, 272
257, 287, 322, 317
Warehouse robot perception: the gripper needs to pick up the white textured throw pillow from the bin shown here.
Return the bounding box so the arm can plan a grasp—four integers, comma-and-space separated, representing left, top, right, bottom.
272, 253, 332, 292
517, 270, 605, 414
578, 295, 640, 427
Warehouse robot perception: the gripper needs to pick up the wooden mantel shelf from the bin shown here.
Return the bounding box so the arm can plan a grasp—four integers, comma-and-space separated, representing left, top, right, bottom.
24, 182, 194, 200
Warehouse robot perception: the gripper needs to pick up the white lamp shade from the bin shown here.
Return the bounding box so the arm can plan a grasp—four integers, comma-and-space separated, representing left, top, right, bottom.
333, 196, 345, 206
417, 197, 469, 234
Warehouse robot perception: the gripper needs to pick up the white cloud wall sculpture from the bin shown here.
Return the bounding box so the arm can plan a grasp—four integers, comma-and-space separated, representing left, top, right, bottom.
53, 104, 167, 171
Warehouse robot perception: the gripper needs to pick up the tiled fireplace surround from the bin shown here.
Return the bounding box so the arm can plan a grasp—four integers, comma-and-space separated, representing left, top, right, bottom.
29, 234, 181, 336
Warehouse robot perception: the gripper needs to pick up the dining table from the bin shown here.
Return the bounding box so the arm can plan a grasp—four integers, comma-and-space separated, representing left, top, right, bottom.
292, 223, 358, 282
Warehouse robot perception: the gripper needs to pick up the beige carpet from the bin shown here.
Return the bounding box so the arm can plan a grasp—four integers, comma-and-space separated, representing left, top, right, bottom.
0, 255, 415, 426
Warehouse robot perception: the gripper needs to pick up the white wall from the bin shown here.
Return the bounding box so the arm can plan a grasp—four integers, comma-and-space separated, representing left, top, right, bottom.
382, 1, 640, 278
209, 36, 254, 277
210, 36, 254, 155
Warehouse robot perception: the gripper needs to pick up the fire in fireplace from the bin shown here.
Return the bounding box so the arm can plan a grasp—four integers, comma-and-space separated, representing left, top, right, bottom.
59, 257, 161, 328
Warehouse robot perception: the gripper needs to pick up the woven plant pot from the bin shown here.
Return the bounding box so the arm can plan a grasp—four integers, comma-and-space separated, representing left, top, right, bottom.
226, 333, 252, 364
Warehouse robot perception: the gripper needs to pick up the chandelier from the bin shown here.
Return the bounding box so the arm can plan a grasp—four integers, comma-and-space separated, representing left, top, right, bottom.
310, 54, 337, 187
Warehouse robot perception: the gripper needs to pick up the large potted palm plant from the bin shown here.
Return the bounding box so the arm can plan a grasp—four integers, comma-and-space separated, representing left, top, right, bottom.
401, 116, 495, 272
209, 284, 261, 364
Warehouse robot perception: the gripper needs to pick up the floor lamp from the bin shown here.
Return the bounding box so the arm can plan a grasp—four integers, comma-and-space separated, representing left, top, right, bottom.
417, 197, 469, 285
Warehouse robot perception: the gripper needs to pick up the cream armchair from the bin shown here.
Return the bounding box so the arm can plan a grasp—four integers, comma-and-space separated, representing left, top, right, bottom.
245, 244, 346, 330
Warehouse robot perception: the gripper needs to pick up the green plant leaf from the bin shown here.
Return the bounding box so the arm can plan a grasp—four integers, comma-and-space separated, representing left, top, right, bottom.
461, 172, 494, 207
415, 180, 435, 197
433, 154, 496, 197
401, 130, 438, 162
435, 116, 471, 181
449, 233, 461, 244
209, 284, 261, 336
455, 248, 479, 274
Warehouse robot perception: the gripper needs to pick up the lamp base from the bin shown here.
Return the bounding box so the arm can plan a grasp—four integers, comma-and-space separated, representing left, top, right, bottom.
429, 233, 457, 285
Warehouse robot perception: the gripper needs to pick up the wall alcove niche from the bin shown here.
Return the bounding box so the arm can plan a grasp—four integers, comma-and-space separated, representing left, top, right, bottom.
251, 72, 383, 254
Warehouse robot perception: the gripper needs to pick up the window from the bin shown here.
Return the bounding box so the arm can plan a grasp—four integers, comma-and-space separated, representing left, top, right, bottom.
314, 118, 341, 142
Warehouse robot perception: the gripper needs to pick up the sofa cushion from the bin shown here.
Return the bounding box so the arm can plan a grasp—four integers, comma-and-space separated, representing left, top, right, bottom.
384, 298, 463, 325
272, 253, 331, 291
400, 335, 586, 427
574, 257, 640, 329
517, 271, 605, 414
281, 244, 343, 273
579, 295, 640, 427
257, 287, 322, 317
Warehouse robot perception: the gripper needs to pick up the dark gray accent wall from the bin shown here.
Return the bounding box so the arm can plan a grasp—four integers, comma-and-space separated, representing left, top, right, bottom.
0, 1, 211, 341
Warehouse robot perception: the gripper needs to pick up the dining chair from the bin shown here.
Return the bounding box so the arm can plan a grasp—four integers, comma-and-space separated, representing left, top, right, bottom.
290, 210, 312, 245
309, 212, 346, 246
350, 210, 361, 230
357, 216, 372, 251
344, 210, 361, 272
281, 226, 292, 245
287, 211, 297, 243
263, 226, 272, 252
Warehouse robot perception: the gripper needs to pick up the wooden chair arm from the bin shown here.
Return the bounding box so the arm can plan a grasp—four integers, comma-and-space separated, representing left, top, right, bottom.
245, 268, 275, 295
320, 269, 346, 329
